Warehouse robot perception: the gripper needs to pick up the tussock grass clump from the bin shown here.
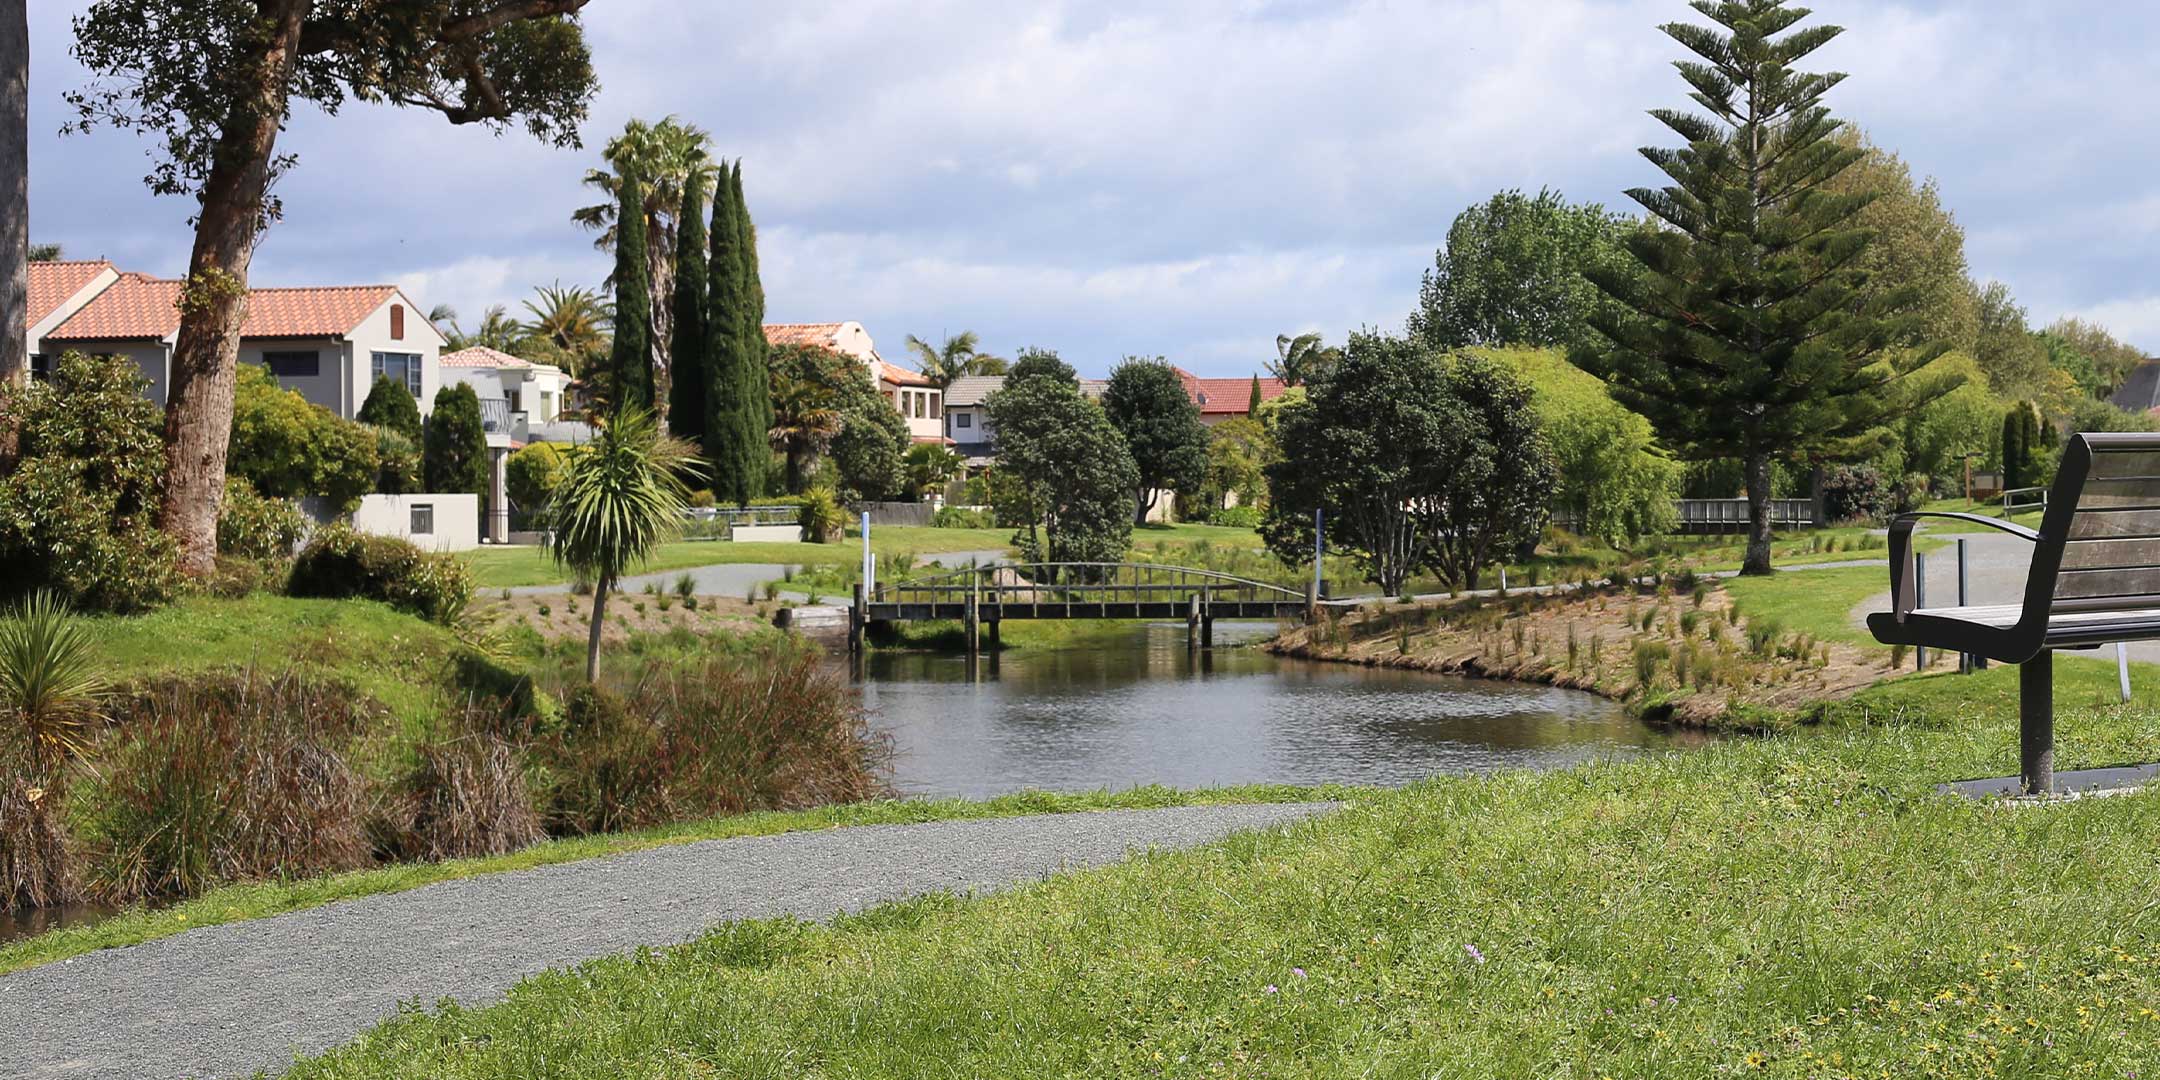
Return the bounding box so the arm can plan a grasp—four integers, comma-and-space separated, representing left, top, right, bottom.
383, 732, 544, 862
87, 672, 375, 901
0, 756, 75, 910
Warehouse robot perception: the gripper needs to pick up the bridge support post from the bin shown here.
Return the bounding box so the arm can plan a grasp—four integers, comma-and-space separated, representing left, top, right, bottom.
849, 584, 864, 655
2021, 651, 2054, 795
1199, 587, 1213, 649
1187, 594, 1201, 650
1305, 580, 1319, 624
964, 591, 980, 657
987, 618, 1000, 651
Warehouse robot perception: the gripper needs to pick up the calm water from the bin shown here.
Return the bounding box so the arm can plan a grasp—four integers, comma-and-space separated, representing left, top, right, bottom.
860, 623, 1705, 799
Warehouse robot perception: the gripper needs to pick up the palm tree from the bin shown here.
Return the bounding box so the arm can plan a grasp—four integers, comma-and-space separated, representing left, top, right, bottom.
548, 408, 705, 681
904, 442, 965, 499
437, 304, 528, 354
767, 353, 846, 493
572, 117, 716, 380
1268, 332, 1339, 387
519, 282, 612, 376
905, 331, 1006, 389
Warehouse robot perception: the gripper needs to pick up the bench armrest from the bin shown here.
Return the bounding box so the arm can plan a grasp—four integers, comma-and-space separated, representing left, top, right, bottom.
1888, 512, 2041, 622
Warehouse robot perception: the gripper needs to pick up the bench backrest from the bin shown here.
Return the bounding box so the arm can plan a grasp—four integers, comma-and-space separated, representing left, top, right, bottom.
2023, 432, 2160, 623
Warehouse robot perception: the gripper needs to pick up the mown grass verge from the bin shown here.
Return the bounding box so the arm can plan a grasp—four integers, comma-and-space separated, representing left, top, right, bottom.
0, 783, 1346, 976
281, 656, 2160, 1078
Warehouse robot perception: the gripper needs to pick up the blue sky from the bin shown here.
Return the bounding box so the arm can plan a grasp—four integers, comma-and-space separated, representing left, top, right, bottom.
25, 1, 2160, 376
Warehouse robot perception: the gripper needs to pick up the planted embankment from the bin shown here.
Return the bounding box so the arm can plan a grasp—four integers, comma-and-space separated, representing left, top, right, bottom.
271, 657, 2160, 1078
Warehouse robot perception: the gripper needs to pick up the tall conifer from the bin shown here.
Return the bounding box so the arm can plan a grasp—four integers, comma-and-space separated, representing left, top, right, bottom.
731, 162, 772, 491
668, 173, 709, 440
703, 159, 754, 504
606, 169, 653, 414
1575, 0, 1949, 575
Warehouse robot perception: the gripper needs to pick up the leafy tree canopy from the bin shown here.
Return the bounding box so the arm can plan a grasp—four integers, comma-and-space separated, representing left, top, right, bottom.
984, 368, 1138, 565
357, 374, 423, 443
424, 382, 490, 497
1487, 347, 1679, 548
1408, 187, 1632, 352
1101, 357, 1209, 524
229, 364, 377, 510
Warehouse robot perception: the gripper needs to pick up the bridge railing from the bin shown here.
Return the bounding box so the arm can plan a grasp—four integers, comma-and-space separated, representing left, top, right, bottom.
868, 562, 1308, 606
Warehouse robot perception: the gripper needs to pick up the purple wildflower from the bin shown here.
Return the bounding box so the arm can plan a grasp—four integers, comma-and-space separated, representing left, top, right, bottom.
1263, 984, 1279, 995
1464, 944, 1487, 965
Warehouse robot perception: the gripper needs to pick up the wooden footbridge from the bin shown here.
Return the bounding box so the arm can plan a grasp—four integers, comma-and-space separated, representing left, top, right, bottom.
849, 562, 1318, 654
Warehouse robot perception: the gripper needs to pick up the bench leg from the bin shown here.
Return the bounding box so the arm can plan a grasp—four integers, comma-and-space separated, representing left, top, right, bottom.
2021, 650, 2055, 796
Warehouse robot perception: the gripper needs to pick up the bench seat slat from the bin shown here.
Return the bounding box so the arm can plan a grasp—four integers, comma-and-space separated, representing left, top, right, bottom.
2056, 567, 2160, 599
2068, 508, 2160, 538
2087, 449, 2160, 479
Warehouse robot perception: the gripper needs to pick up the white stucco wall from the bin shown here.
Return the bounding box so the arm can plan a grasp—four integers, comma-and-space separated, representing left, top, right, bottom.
239, 338, 347, 416
347, 294, 446, 416
946, 405, 993, 446
42, 341, 173, 405
351, 493, 481, 552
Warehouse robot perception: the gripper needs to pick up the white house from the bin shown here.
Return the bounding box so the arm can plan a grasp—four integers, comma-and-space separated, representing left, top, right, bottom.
28, 260, 446, 420
943, 375, 1002, 468
439, 346, 581, 444
764, 321, 948, 444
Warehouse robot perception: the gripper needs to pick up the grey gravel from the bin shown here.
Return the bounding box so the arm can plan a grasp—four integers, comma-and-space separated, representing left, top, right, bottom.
0, 802, 1332, 1080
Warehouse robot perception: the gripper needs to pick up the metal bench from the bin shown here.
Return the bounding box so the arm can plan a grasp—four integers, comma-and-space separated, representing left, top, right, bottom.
1868, 432, 2160, 795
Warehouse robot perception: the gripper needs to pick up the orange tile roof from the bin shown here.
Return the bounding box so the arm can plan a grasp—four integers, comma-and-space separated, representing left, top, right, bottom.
876, 360, 936, 388
441, 346, 534, 370
47, 276, 401, 341
762, 322, 848, 348
27, 260, 114, 326
1172, 367, 1287, 415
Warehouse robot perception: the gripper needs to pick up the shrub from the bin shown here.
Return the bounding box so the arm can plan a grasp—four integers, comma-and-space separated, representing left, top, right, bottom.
228, 364, 378, 511
371, 425, 422, 495
1210, 505, 1263, 529
424, 383, 490, 495
383, 731, 543, 862
87, 672, 374, 901
357, 374, 424, 443
0, 352, 179, 613
288, 523, 475, 624
798, 486, 844, 543
217, 477, 309, 562
930, 506, 992, 530
506, 442, 568, 520
1819, 463, 1893, 525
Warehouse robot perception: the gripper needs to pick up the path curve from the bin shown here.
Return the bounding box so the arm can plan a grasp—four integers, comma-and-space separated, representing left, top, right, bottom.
0, 803, 1331, 1080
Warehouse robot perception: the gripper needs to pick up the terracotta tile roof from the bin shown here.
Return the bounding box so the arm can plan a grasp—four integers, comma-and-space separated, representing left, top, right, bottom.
43, 273, 183, 340
27, 260, 114, 326
47, 276, 400, 341
440, 346, 533, 370
762, 322, 848, 348
1172, 366, 1287, 415
876, 360, 936, 388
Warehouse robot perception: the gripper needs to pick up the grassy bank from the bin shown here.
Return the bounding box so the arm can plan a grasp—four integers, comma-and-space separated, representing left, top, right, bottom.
284, 658, 2160, 1078
0, 783, 1347, 976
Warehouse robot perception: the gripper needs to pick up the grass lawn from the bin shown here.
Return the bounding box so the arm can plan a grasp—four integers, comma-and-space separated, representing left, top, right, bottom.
0, 784, 1347, 977
1722, 564, 1893, 647
463, 527, 1017, 588
283, 657, 2160, 1078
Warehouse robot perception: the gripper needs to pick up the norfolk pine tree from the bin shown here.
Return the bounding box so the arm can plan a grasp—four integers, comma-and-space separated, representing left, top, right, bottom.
667, 173, 709, 440
606, 168, 653, 413
1575, 0, 1950, 576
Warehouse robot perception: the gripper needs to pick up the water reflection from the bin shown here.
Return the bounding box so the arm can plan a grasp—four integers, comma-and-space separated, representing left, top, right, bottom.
859, 622, 1706, 799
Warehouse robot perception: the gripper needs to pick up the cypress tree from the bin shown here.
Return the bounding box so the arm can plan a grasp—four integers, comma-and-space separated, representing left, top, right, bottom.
607, 168, 653, 414
667, 173, 710, 441
731, 161, 772, 492
358, 374, 423, 444
1575, 0, 1949, 575
2002, 404, 2026, 492
703, 159, 754, 504
1247, 373, 1263, 415
423, 383, 489, 496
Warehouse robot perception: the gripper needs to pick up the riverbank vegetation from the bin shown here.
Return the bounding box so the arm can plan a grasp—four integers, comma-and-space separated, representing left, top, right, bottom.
282, 658, 2160, 1079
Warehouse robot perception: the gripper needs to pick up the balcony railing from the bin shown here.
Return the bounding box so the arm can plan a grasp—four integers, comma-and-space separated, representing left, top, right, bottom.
477, 398, 529, 441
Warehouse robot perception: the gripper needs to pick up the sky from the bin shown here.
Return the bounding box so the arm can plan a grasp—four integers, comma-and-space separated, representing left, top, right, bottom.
23, 1, 2160, 377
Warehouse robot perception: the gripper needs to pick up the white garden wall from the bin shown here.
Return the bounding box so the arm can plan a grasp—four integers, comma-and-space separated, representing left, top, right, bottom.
351, 493, 481, 552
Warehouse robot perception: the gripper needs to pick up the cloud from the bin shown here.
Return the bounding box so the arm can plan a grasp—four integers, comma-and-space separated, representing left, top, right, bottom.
26, 0, 2160, 374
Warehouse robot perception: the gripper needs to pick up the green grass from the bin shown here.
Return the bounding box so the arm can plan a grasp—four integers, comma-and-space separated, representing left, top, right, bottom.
282, 657, 2160, 1079
1722, 565, 1894, 646
463, 527, 1020, 588
0, 784, 1345, 976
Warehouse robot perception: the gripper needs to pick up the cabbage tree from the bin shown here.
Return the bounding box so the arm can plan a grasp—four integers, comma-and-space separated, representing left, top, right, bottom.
548, 408, 704, 680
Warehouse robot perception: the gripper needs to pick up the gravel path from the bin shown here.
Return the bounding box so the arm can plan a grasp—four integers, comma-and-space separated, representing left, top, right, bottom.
0, 803, 1330, 1080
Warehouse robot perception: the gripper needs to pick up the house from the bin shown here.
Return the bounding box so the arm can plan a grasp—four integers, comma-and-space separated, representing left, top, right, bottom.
28, 260, 446, 420
439, 346, 583, 444
1173, 367, 1287, 426
2109, 359, 2160, 415
943, 375, 1003, 468
764, 321, 947, 444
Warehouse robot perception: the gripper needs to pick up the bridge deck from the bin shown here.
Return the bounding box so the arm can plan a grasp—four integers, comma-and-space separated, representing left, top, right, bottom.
862, 600, 1308, 622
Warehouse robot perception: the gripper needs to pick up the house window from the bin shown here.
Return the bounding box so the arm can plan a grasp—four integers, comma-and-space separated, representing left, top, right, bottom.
28, 354, 48, 381
929, 393, 942, 419
508, 389, 523, 414
410, 503, 434, 535
373, 351, 422, 398
262, 350, 319, 378
955, 412, 972, 429
538, 391, 554, 422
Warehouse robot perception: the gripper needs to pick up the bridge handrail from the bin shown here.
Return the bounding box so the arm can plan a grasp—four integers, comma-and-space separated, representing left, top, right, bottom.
868, 561, 1308, 604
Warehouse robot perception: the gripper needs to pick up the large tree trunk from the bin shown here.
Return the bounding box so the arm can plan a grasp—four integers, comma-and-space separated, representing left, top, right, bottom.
1133, 486, 1153, 526
1742, 450, 1774, 576
0, 0, 26, 392
158, 1, 306, 576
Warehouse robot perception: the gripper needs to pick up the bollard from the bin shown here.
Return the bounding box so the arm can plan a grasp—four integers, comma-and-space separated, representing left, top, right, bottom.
1957, 538, 1972, 674
1914, 553, 1927, 671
